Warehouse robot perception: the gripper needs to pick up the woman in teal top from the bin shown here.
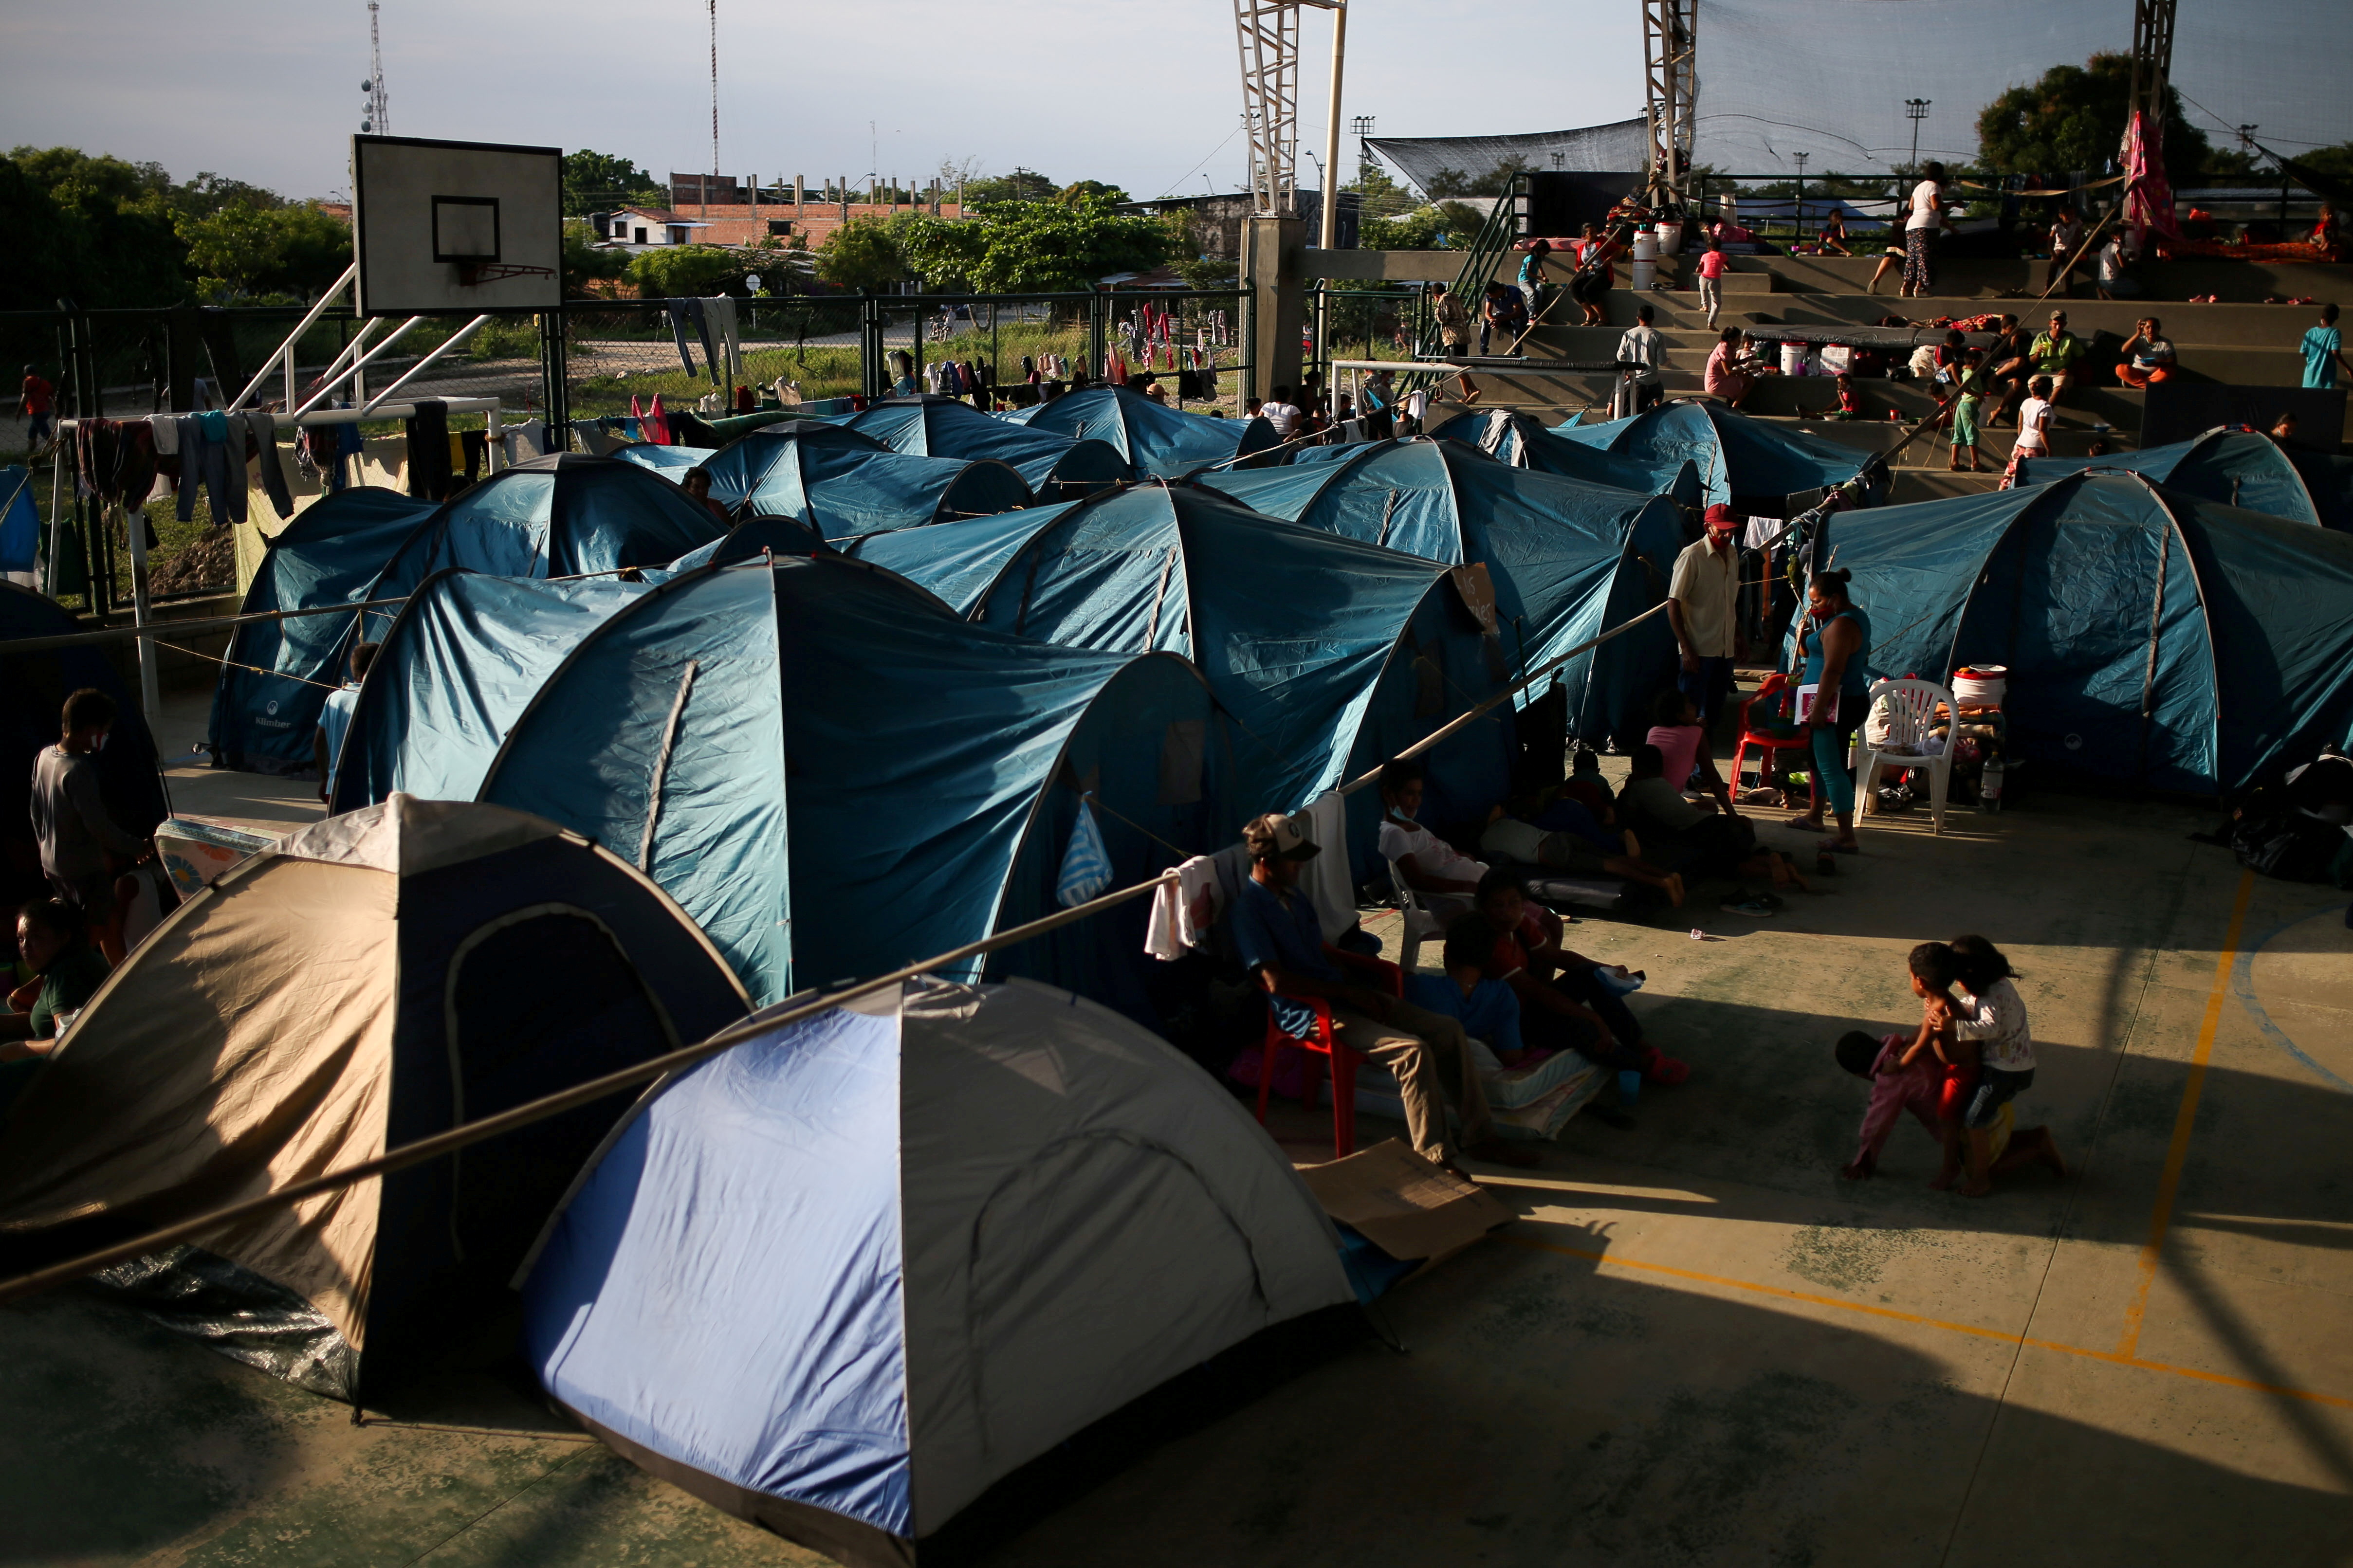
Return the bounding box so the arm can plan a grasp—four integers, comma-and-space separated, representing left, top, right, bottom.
1792, 567, 1872, 852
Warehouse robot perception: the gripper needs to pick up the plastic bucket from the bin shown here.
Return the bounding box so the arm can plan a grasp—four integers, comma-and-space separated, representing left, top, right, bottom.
1631, 259, 1658, 291
1780, 341, 1807, 376
1953, 665, 2008, 707
1655, 221, 1684, 255
1632, 231, 1660, 263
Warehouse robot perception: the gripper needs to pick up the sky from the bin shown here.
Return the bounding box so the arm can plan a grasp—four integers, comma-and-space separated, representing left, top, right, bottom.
0, 0, 1647, 203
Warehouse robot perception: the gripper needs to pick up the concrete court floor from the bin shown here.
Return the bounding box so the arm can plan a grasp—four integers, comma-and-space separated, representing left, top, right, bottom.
6, 693, 2353, 1567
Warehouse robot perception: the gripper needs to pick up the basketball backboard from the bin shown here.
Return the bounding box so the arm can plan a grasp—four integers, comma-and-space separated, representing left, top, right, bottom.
352, 135, 564, 316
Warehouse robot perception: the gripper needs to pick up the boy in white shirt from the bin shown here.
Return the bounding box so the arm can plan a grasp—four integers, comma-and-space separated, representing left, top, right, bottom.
1376, 760, 1487, 924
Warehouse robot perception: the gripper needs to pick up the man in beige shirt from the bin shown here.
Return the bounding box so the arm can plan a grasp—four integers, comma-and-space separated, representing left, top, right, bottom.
1668, 503, 1744, 732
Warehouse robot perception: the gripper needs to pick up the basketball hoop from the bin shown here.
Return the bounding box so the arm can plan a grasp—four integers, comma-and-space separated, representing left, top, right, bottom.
457, 262, 557, 287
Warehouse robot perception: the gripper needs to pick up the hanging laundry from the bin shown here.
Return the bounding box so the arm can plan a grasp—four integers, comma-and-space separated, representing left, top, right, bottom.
176, 415, 246, 524
404, 399, 452, 500
1054, 802, 1114, 909
231, 411, 296, 520
663, 300, 705, 379
644, 394, 672, 445
111, 421, 158, 512
701, 296, 744, 384
460, 429, 487, 483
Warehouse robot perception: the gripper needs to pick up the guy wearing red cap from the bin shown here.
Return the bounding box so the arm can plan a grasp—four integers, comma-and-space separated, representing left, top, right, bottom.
1668, 503, 1744, 736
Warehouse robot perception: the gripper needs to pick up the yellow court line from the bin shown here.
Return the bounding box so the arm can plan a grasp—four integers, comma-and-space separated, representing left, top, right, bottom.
2116, 869, 2255, 1359
1497, 1230, 2353, 1411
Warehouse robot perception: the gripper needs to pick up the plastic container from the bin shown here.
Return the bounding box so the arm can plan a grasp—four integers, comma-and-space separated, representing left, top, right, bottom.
1780, 340, 1808, 376
1655, 220, 1684, 255
1953, 665, 2008, 707
1630, 230, 1660, 292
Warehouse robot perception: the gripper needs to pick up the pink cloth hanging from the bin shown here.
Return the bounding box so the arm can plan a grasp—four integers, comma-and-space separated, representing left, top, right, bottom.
645, 393, 672, 445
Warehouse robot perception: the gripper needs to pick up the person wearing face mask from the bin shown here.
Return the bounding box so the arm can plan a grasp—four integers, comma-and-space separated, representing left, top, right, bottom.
1790, 570, 1872, 855
29, 689, 149, 940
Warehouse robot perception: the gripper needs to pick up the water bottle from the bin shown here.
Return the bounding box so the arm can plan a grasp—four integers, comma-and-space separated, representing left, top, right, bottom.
1981, 756, 2005, 813
1618, 1068, 1643, 1107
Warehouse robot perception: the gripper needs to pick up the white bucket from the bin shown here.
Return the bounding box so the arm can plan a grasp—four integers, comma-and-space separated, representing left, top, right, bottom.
1631, 259, 1658, 291
1780, 340, 1807, 376
1632, 231, 1660, 263
1953, 666, 2008, 707
1655, 221, 1684, 255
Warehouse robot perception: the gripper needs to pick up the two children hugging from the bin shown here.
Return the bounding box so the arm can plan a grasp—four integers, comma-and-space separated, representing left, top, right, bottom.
1837, 935, 2064, 1196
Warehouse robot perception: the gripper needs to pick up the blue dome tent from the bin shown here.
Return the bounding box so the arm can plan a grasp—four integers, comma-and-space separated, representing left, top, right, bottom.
613, 421, 888, 508
1003, 385, 1283, 477
729, 441, 1033, 540
1425, 407, 1705, 505
329, 570, 656, 813
2022, 429, 2325, 527
1550, 401, 1877, 511
213, 459, 726, 776
848, 483, 1519, 877
521, 978, 1351, 1568
206, 489, 441, 774
826, 395, 1132, 497
451, 557, 1223, 1007
1816, 473, 2353, 795
1197, 438, 1687, 744
3, 582, 170, 901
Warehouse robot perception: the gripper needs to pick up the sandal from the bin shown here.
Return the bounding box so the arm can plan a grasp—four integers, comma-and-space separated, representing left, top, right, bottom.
1820, 837, 1863, 855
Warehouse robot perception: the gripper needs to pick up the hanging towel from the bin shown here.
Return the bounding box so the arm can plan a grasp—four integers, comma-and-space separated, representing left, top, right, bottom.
1055, 802, 1115, 908
1300, 790, 1358, 941
663, 301, 702, 378
111, 421, 158, 515
703, 296, 742, 384
1143, 854, 1223, 960
239, 410, 295, 520
404, 399, 452, 500
147, 413, 179, 456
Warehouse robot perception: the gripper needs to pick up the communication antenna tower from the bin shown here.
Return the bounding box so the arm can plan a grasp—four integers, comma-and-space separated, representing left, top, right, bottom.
361, 2, 390, 136
1641, 0, 1697, 206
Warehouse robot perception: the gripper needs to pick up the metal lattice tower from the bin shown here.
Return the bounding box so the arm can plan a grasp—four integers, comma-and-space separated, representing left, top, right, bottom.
362, 1, 390, 135
1641, 0, 1697, 206
2128, 0, 2177, 139
708, 0, 721, 215
1234, 0, 1303, 216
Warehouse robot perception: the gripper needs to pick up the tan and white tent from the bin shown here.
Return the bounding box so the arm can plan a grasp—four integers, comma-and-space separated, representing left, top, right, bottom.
0, 795, 748, 1401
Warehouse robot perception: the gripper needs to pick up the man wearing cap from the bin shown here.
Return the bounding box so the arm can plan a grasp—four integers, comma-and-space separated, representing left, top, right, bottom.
1669, 504, 1744, 736
1230, 812, 1536, 1173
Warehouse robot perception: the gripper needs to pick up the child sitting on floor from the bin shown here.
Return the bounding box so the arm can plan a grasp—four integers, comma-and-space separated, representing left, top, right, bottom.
1836, 1028, 1942, 1180
1946, 934, 2063, 1194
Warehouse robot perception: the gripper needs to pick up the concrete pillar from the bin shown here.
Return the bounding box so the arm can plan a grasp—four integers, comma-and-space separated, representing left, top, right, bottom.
1242, 215, 1306, 402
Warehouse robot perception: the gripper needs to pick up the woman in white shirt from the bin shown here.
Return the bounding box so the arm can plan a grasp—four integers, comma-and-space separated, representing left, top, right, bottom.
2012, 376, 2056, 457
1902, 161, 1948, 298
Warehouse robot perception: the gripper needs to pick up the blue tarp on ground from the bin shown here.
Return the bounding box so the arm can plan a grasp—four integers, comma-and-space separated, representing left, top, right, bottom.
823, 396, 1132, 497
207, 489, 442, 774
1002, 385, 1284, 477
848, 482, 1519, 876
1425, 409, 1705, 505
2024, 429, 2324, 527
1551, 401, 1875, 509
453, 557, 1219, 1006
1817, 473, 2353, 794
1197, 438, 1686, 744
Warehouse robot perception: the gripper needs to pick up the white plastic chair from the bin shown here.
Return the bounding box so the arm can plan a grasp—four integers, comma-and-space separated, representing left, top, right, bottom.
1385, 857, 1449, 972
1854, 678, 1956, 834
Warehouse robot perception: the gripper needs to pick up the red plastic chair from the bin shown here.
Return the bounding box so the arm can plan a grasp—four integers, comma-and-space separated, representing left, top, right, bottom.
1253, 948, 1406, 1160
1729, 671, 1809, 793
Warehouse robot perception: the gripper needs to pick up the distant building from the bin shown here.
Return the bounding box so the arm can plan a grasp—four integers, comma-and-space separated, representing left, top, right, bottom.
1118, 190, 1357, 257
601, 207, 712, 248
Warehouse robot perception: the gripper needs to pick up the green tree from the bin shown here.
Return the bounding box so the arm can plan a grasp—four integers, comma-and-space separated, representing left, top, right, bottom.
962, 198, 1169, 292
563, 149, 666, 216
179, 201, 350, 300
2284, 141, 2353, 191
1057, 179, 1131, 205
0, 146, 190, 307
963, 167, 1056, 205
562, 219, 629, 294
815, 218, 909, 291
1975, 53, 2211, 187
627, 244, 747, 297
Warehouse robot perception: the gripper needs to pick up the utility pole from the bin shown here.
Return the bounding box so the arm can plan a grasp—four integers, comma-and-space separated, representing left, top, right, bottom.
1904, 99, 1930, 174
707, 0, 719, 221
1792, 151, 1808, 240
